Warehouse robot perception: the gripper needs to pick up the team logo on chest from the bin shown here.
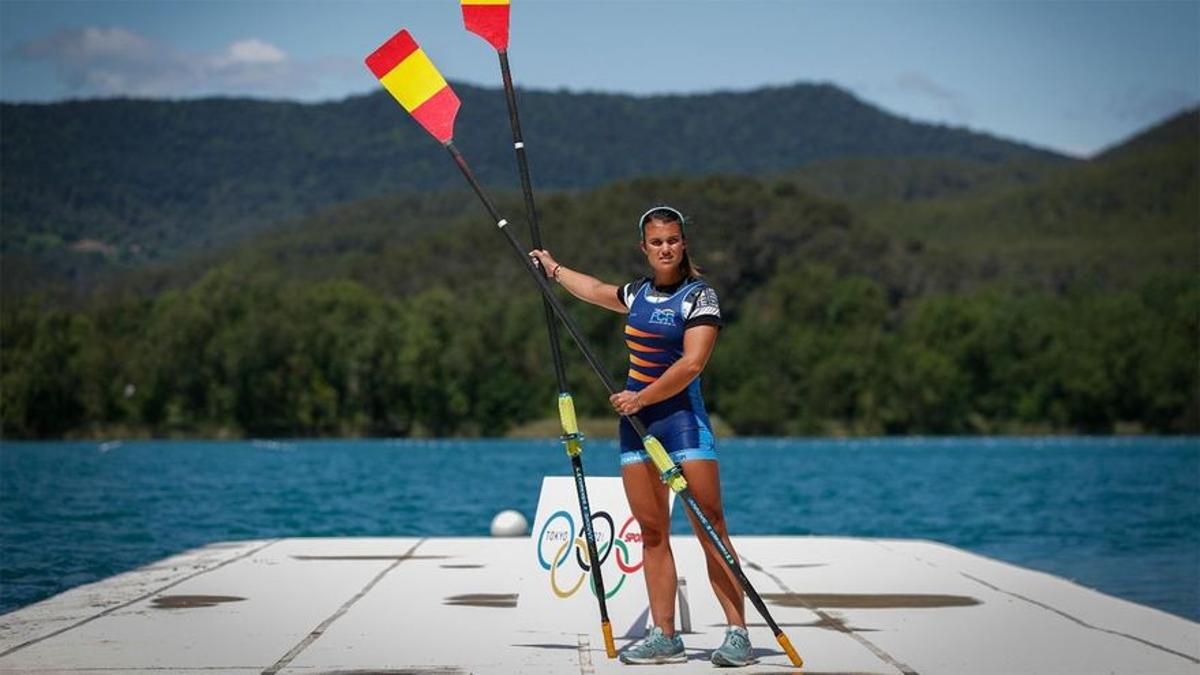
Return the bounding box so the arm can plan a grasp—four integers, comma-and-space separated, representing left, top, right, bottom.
648, 307, 677, 326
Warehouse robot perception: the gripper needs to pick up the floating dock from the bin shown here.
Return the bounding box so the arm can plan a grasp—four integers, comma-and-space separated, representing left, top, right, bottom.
1, 534, 1197, 674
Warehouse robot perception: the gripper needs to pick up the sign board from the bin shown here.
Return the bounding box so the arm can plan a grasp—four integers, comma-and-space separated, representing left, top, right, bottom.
520, 476, 676, 640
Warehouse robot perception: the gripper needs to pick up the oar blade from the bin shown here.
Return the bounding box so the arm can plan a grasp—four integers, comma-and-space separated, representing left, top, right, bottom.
462, 0, 510, 51
365, 29, 461, 144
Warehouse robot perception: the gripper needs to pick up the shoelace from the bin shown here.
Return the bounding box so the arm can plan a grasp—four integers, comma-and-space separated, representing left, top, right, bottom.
724, 630, 749, 652
634, 631, 670, 653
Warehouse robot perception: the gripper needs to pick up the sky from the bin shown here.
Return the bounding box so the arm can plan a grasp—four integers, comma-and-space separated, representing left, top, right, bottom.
1, 0, 1197, 157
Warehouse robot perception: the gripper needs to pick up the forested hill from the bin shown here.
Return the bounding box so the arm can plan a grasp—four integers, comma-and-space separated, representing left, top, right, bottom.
1, 82, 1066, 266
2, 108, 1194, 439
788, 108, 1199, 293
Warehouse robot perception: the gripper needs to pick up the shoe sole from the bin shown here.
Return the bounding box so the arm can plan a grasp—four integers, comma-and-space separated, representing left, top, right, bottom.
711, 652, 758, 667
619, 654, 688, 665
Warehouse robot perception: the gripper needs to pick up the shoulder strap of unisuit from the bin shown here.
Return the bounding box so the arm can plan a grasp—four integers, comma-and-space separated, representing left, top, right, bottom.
675, 279, 705, 302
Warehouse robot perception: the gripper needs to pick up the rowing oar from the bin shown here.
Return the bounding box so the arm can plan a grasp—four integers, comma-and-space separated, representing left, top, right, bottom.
461, 0, 618, 659
363, 29, 803, 669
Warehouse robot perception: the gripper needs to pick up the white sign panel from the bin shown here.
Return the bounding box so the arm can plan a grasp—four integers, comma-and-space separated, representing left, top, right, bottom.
520, 475, 675, 640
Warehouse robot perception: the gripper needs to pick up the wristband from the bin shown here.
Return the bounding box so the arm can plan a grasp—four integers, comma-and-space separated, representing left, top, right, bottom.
552, 264, 562, 281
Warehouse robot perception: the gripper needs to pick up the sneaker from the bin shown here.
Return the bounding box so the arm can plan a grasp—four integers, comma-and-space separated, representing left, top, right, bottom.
711, 625, 757, 667
619, 626, 686, 664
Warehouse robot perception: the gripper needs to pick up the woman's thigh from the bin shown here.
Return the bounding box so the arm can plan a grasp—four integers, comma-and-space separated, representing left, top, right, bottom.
620, 460, 672, 540
679, 460, 727, 532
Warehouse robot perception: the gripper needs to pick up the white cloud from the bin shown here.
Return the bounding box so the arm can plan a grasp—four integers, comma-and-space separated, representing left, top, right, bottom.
11, 26, 339, 99
220, 39, 287, 67
74, 26, 157, 59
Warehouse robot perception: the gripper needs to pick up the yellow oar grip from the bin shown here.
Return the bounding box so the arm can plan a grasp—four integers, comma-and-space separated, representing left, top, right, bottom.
602, 620, 616, 658
776, 632, 804, 667
641, 435, 688, 492
558, 393, 579, 434
558, 393, 582, 457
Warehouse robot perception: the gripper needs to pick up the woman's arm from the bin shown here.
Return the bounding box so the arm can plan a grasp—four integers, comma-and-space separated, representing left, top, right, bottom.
611, 325, 718, 415
529, 249, 627, 313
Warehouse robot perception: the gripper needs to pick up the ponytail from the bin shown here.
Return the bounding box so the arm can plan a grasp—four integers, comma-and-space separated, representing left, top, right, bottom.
681, 248, 703, 279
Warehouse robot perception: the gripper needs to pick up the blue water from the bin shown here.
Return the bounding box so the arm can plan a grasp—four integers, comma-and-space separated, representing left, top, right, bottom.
1, 437, 1197, 622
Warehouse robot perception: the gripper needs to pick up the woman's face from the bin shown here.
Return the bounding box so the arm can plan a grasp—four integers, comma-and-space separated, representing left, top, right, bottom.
640, 219, 686, 278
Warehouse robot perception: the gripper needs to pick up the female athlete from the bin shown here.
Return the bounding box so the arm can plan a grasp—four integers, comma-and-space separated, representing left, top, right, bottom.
530, 205, 754, 667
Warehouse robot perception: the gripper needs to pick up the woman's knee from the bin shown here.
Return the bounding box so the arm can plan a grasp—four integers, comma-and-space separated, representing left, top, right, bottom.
686, 507, 727, 538
639, 520, 671, 548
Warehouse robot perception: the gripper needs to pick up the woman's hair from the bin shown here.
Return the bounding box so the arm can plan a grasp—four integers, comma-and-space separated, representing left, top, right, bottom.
639, 206, 703, 279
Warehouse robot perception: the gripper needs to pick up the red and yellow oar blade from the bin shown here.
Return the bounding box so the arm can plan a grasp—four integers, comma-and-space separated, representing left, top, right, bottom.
364, 29, 460, 144
462, 0, 510, 51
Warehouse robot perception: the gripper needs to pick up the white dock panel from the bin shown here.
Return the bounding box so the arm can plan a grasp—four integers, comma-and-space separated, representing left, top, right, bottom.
0, 536, 1195, 674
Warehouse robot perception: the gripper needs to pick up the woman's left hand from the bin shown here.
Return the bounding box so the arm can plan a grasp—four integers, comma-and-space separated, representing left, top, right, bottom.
610, 390, 645, 416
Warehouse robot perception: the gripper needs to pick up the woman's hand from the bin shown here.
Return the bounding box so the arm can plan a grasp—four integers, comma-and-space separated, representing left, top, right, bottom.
610, 390, 645, 416
528, 249, 559, 279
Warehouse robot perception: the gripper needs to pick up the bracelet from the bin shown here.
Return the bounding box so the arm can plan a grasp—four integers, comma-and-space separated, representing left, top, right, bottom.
552, 264, 563, 281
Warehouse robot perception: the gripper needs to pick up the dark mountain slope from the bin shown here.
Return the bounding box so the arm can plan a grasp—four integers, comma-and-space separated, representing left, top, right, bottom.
1, 82, 1066, 265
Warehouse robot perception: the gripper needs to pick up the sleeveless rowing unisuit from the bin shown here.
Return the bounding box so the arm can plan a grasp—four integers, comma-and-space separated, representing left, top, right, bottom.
616, 276, 722, 466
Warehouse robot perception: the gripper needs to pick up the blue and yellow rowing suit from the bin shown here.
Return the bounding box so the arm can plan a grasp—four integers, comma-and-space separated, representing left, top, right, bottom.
616, 276, 722, 466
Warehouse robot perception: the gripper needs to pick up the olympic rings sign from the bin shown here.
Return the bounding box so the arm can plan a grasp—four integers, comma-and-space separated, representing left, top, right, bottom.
536, 509, 644, 599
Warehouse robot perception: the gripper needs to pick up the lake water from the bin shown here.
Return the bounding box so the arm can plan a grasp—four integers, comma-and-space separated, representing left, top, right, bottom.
1, 437, 1197, 621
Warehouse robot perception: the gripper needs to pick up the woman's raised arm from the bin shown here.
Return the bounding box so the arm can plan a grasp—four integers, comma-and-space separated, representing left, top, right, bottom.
529, 249, 627, 314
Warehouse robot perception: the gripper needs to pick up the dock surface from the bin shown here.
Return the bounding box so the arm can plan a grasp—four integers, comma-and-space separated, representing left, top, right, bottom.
1, 535, 1196, 674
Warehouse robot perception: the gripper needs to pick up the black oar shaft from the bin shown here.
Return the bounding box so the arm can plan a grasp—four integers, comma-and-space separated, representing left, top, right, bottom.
495, 50, 612, 635
678, 487, 785, 637
498, 51, 569, 394
497, 52, 535, 239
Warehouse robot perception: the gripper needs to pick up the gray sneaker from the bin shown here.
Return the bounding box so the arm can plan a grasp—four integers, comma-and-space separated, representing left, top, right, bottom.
619, 626, 686, 664
711, 625, 757, 667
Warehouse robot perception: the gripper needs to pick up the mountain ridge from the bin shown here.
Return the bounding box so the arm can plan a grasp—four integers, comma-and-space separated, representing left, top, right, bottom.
1, 81, 1067, 263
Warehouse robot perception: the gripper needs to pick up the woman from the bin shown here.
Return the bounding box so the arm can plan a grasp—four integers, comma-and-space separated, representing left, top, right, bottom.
530, 206, 754, 667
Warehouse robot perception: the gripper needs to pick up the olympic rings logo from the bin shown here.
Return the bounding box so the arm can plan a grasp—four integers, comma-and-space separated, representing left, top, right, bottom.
536, 509, 644, 599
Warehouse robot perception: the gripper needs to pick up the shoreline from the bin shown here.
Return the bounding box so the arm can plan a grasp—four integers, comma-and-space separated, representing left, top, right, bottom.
4, 419, 1179, 443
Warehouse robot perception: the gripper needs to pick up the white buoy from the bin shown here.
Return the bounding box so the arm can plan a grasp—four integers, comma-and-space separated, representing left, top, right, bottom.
490, 509, 528, 537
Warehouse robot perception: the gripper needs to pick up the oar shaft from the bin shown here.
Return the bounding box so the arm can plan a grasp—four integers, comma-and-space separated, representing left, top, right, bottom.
496, 44, 616, 660
570, 452, 609, 599
498, 51, 538, 243
454, 135, 621, 651
497, 50, 570, 392
678, 488, 781, 635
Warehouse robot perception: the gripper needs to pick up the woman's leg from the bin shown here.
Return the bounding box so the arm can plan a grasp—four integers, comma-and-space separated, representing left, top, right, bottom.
680, 459, 746, 627
621, 458, 677, 635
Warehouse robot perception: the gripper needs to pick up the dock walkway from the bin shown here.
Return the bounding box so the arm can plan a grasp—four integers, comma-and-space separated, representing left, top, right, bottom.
1, 534, 1197, 674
